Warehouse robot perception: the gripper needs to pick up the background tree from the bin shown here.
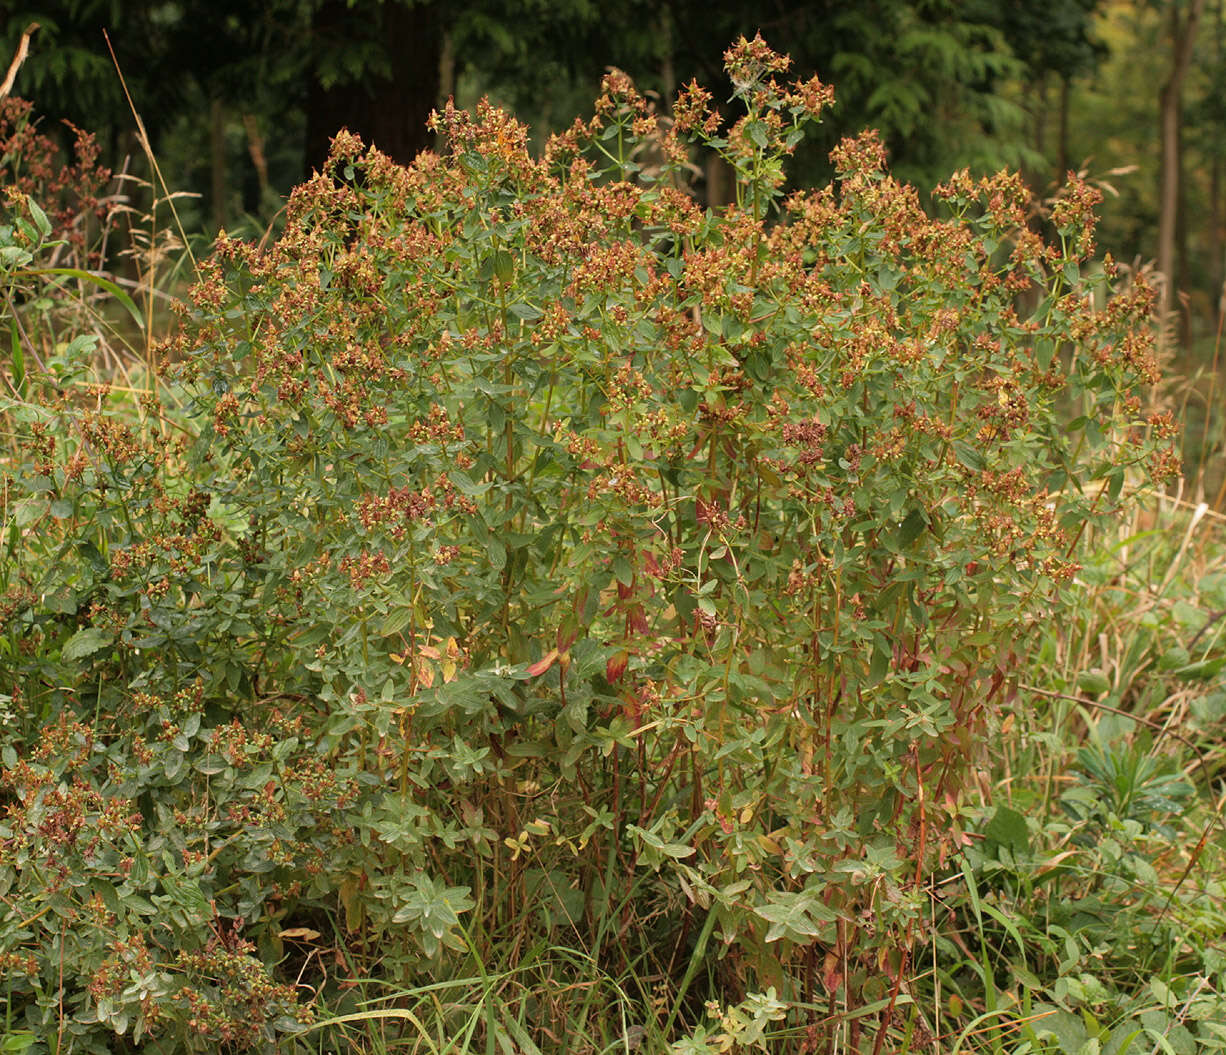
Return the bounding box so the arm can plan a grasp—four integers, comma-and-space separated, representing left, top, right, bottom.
5, 0, 1042, 203
981, 0, 1105, 184
461, 0, 1033, 188
7, 0, 1226, 360
1, 2, 178, 141
1187, 0, 1226, 318
303, 0, 442, 172
1158, 0, 1206, 322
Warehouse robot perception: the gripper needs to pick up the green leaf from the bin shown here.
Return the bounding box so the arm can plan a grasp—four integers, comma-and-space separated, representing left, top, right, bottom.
897, 508, 926, 548
24, 267, 145, 330
492, 250, 516, 284
1076, 670, 1111, 697
1157, 647, 1190, 672
26, 196, 51, 238
984, 805, 1030, 854
1102, 1026, 1143, 1055
380, 607, 413, 637
953, 440, 984, 471
12, 497, 43, 528
1031, 1006, 1090, 1055
1174, 657, 1225, 681
159, 873, 211, 924
61, 626, 114, 662
1012, 962, 1041, 990
612, 554, 634, 587
9, 321, 25, 399
508, 301, 541, 320
754, 891, 835, 944
0, 245, 33, 268
627, 825, 696, 860
44, 588, 78, 615
868, 643, 889, 686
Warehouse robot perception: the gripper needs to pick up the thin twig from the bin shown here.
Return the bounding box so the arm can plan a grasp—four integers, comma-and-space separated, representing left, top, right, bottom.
0, 23, 39, 100
102, 29, 199, 277
1187, 608, 1226, 652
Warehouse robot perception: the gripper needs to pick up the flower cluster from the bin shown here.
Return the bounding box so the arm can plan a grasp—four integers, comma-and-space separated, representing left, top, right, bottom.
0, 98, 112, 255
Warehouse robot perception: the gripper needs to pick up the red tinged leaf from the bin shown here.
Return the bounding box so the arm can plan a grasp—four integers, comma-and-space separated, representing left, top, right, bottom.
821, 951, 843, 994
525, 648, 558, 677
606, 650, 629, 683
556, 620, 579, 652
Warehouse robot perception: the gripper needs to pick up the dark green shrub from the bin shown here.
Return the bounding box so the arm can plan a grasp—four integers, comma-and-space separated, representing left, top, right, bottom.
2, 36, 1173, 1050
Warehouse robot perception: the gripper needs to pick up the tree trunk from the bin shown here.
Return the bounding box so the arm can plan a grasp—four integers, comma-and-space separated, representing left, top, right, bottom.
242, 113, 270, 215
1212, 151, 1223, 322
1034, 74, 1047, 164
438, 30, 455, 106
657, 4, 676, 109
1177, 113, 1192, 342
304, 0, 443, 175
1158, 0, 1206, 320
210, 97, 226, 231
1212, 0, 1224, 322
1057, 74, 1070, 182
705, 154, 731, 209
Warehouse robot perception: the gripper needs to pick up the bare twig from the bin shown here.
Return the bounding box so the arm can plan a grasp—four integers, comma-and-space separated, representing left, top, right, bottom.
102, 29, 198, 276
0, 23, 39, 100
